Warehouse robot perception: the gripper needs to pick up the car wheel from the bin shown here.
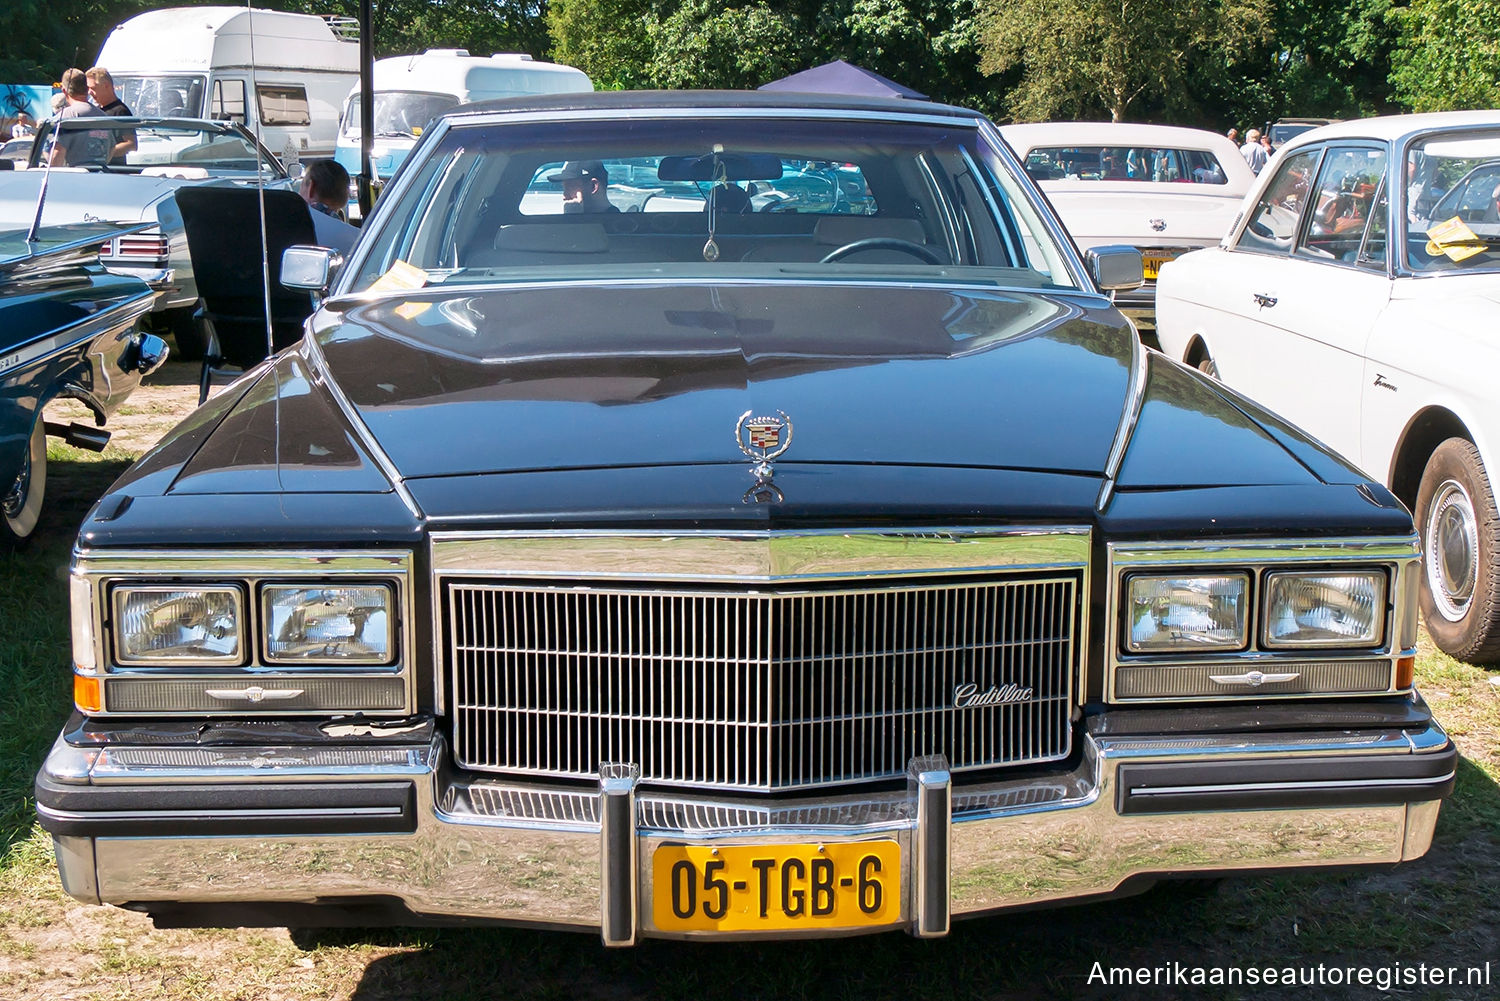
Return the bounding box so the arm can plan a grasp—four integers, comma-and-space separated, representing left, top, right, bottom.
164, 307, 206, 362
1415, 438, 1500, 664
1, 418, 47, 546
1195, 353, 1218, 379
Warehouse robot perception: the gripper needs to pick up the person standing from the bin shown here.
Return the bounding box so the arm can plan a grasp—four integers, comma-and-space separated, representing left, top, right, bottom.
1240, 128, 1269, 175
50, 68, 105, 166
1226, 127, 1239, 145
86, 66, 135, 164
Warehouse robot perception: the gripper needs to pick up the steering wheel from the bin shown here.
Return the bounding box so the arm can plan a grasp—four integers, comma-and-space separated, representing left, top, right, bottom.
818, 238, 943, 264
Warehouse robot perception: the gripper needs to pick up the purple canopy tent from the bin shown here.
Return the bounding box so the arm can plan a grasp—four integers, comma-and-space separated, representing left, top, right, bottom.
758, 60, 927, 100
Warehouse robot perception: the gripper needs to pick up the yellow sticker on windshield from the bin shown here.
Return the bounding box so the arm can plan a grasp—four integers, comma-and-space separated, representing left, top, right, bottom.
1425, 216, 1487, 262
369, 259, 429, 293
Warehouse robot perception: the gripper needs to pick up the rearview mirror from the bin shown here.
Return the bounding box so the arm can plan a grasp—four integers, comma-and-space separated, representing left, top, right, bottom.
1085, 245, 1144, 291
657, 153, 784, 182
281, 245, 343, 293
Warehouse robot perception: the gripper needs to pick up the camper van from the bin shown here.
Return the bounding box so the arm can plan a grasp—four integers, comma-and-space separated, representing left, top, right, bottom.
334, 50, 592, 181
96, 6, 359, 163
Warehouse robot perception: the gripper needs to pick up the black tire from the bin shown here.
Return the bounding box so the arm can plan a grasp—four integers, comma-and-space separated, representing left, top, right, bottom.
162, 307, 207, 362
1414, 437, 1500, 664
1, 418, 46, 546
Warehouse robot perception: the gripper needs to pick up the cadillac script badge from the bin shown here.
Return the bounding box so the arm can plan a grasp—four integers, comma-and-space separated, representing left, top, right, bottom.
735, 409, 793, 480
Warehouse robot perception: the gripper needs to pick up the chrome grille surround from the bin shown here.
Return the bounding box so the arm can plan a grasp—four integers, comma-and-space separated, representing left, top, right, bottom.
433, 529, 1089, 793
1105, 537, 1422, 703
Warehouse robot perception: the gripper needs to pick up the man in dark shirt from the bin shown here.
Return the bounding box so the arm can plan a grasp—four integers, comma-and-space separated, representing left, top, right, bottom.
86, 66, 135, 165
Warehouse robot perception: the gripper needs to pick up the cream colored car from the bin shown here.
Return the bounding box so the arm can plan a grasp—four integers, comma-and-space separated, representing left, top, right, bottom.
1157, 111, 1500, 664
1000, 121, 1255, 334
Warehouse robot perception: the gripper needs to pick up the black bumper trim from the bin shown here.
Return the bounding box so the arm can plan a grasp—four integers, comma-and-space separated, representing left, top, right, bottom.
34, 774, 417, 838
1116, 744, 1457, 815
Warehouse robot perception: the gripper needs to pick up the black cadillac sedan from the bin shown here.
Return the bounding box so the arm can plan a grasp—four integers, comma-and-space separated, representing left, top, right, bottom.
37, 92, 1454, 942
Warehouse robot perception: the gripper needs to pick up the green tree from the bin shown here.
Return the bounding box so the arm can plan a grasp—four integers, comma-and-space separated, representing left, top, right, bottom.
1389, 0, 1500, 111
548, 0, 656, 88
643, 2, 801, 89
976, 0, 1273, 122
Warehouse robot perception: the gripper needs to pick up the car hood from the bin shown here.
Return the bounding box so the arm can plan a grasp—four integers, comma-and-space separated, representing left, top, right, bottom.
309, 282, 1137, 480
1039, 184, 1244, 245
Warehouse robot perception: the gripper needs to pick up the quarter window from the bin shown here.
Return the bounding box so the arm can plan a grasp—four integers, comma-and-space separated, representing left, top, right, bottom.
256, 85, 311, 127
1236, 149, 1320, 256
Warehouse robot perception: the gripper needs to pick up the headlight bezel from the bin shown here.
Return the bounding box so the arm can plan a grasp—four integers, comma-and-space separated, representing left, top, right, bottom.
71, 549, 415, 717
261, 582, 397, 666
1123, 571, 1251, 654
1106, 537, 1420, 704
1261, 569, 1387, 650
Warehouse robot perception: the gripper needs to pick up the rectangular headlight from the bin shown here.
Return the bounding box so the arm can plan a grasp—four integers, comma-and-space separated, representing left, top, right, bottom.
113, 586, 244, 665
1263, 571, 1385, 648
1125, 573, 1248, 653
263, 584, 394, 664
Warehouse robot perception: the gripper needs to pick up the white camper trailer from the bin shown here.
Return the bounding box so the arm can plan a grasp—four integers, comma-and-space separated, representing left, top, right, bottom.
96, 6, 359, 163
334, 50, 592, 181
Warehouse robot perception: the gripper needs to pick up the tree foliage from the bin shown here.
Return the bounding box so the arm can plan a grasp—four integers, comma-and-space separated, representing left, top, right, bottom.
1389, 0, 1500, 111
976, 0, 1273, 122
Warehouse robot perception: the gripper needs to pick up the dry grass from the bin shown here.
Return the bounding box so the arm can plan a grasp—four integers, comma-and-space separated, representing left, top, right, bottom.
1, 360, 1496, 1000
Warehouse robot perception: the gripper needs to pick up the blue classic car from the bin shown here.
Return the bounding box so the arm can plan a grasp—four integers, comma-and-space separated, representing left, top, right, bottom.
36, 92, 1453, 941
0, 222, 166, 544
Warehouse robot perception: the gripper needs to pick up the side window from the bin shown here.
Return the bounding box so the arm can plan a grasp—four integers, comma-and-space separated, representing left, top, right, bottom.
1356, 183, 1389, 272
256, 85, 311, 127
1236, 149, 1320, 255
211, 79, 246, 124
1297, 146, 1388, 264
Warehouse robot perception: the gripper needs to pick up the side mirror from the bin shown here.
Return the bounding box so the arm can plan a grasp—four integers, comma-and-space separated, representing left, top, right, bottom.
286, 161, 305, 181
281, 245, 343, 293
1085, 245, 1145, 291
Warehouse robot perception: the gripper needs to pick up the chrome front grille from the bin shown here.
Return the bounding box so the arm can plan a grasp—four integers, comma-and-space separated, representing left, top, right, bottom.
446, 575, 1077, 792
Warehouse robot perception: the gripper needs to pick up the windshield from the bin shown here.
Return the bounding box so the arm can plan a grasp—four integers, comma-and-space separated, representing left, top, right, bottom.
1024, 145, 1230, 184
43, 119, 283, 176
1406, 129, 1500, 273
343, 92, 461, 139
112, 75, 205, 118
349, 116, 1079, 293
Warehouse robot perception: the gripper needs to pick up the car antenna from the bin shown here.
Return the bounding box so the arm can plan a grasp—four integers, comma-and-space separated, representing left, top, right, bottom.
245, 3, 275, 360
24, 120, 60, 243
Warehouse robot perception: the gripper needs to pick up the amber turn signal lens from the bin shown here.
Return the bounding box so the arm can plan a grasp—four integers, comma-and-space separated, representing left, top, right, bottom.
73, 674, 101, 713
1396, 655, 1415, 690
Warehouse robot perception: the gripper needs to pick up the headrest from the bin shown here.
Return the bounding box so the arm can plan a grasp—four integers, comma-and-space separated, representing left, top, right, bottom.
493, 223, 608, 253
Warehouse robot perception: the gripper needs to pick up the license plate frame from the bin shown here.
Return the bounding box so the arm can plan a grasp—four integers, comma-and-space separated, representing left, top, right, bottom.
651, 840, 902, 933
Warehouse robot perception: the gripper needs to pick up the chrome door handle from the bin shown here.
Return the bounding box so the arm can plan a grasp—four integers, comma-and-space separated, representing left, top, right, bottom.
1252, 293, 1278, 308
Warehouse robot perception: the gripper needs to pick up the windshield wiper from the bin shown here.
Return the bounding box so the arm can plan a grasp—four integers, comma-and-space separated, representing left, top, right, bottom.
375, 130, 417, 139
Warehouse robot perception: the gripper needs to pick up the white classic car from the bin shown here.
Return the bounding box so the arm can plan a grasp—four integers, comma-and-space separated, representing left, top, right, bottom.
999, 122, 1255, 334
1156, 110, 1500, 665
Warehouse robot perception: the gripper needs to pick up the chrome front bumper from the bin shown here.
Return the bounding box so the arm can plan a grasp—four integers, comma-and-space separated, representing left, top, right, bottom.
37, 719, 1454, 942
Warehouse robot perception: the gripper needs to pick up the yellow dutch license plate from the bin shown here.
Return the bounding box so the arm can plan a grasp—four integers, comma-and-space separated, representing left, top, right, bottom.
652, 840, 901, 932
1141, 253, 1175, 280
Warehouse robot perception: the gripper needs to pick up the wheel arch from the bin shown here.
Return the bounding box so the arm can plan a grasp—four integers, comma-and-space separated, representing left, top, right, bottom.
1182, 334, 1210, 368
1389, 406, 1471, 510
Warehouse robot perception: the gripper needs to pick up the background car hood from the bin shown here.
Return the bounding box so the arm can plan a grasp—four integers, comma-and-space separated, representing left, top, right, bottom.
313, 282, 1136, 480
1040, 185, 1243, 245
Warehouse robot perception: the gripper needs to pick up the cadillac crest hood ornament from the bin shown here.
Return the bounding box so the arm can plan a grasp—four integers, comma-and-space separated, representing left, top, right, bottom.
736, 409, 793, 480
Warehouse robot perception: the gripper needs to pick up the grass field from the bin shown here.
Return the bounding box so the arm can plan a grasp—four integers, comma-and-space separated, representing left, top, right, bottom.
1, 361, 1496, 1000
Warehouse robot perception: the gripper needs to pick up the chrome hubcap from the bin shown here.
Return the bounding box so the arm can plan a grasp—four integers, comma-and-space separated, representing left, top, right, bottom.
1425, 479, 1479, 621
